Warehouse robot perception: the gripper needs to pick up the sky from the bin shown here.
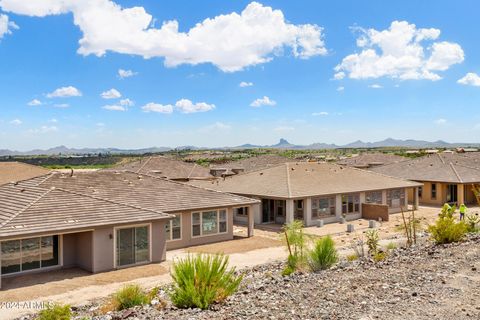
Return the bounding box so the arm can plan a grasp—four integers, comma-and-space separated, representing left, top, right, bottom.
0, 0, 480, 150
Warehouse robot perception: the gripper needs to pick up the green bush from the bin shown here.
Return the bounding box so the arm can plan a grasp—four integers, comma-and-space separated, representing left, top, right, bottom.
37, 303, 71, 320
170, 254, 242, 310
373, 251, 387, 262
307, 236, 338, 271
282, 220, 309, 274
346, 254, 358, 262
465, 212, 480, 233
365, 229, 379, 255
428, 215, 468, 244
112, 284, 149, 310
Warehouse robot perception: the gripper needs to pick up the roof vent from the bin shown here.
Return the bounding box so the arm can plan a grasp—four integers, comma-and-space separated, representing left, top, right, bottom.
12, 225, 25, 229
65, 219, 78, 224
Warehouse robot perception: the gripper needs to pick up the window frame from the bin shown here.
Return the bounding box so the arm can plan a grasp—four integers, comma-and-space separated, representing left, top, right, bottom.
365, 191, 383, 205
191, 209, 229, 238
311, 196, 336, 219
165, 214, 182, 242
114, 223, 152, 269
431, 183, 437, 200
341, 193, 360, 214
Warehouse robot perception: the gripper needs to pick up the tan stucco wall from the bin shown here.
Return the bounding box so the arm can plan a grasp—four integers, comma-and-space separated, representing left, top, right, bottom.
92, 227, 114, 273
63, 231, 93, 272
166, 208, 234, 251
417, 182, 446, 205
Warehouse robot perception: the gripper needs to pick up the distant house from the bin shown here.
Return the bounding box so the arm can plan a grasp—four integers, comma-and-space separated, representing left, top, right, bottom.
0, 171, 258, 288
191, 162, 421, 227
0, 162, 50, 186
209, 154, 291, 177
370, 153, 480, 206
337, 153, 406, 169
112, 156, 213, 181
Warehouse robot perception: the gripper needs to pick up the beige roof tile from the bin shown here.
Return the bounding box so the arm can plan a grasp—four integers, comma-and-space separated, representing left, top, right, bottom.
0, 162, 50, 186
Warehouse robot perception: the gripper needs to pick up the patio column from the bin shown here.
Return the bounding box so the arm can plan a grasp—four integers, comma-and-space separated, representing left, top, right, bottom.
247, 205, 255, 237
335, 194, 343, 220
413, 187, 419, 210
305, 198, 312, 227
286, 199, 294, 224
457, 184, 465, 205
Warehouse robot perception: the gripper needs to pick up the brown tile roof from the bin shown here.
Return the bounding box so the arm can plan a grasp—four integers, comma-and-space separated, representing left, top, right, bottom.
212, 155, 292, 173
190, 162, 421, 199
0, 162, 50, 186
337, 153, 406, 168
370, 153, 480, 183
111, 156, 212, 180
0, 183, 171, 238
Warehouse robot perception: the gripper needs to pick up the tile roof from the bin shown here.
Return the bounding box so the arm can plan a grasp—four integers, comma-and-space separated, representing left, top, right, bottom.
190, 162, 421, 198
337, 153, 406, 168
211, 155, 292, 173
111, 156, 212, 180
370, 153, 480, 183
0, 162, 50, 186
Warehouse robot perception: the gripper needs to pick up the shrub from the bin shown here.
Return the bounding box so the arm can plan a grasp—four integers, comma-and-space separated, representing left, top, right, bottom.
386, 242, 397, 250
282, 220, 309, 274
112, 284, 149, 311
465, 212, 480, 233
347, 254, 358, 262
307, 236, 338, 271
428, 215, 468, 244
37, 303, 71, 320
373, 251, 387, 262
365, 229, 379, 255
170, 254, 242, 310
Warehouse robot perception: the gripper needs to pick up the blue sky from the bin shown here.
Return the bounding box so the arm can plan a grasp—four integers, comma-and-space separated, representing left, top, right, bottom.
1, 0, 479, 150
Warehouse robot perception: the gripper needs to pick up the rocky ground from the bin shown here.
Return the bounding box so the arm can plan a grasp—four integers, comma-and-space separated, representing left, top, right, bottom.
21, 235, 480, 320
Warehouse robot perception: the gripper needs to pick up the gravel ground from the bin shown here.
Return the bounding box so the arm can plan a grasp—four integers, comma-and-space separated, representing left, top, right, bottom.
20, 234, 480, 320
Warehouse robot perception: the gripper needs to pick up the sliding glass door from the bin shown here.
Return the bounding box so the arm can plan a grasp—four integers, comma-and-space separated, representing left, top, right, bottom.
116, 225, 149, 267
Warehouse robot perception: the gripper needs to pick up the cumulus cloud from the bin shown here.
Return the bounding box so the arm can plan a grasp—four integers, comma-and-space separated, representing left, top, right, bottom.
334, 21, 464, 81
312, 111, 328, 116
250, 96, 276, 107
10, 118, 22, 125
102, 104, 126, 111
46, 86, 82, 98
101, 88, 121, 99
119, 98, 134, 106
0, 1, 327, 72
141, 102, 173, 114
239, 81, 254, 87
0, 13, 18, 39
368, 84, 383, 89
457, 72, 480, 87
27, 99, 42, 106
118, 68, 137, 79
175, 99, 215, 113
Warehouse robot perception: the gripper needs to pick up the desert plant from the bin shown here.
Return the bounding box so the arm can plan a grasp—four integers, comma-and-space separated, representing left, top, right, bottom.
386, 242, 397, 250
346, 253, 359, 262
37, 303, 71, 320
428, 213, 468, 244
365, 229, 379, 255
170, 254, 242, 310
307, 236, 338, 271
373, 251, 387, 262
282, 220, 309, 274
112, 284, 149, 311
465, 212, 480, 233
398, 208, 422, 246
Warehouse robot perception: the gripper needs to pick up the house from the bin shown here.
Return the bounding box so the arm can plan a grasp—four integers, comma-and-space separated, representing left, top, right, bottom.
0, 162, 50, 186
209, 154, 291, 176
336, 153, 406, 169
190, 162, 421, 227
0, 171, 258, 288
370, 153, 480, 206
111, 156, 213, 181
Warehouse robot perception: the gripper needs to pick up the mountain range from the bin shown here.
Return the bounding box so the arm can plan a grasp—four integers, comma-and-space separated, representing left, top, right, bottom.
1, 138, 479, 156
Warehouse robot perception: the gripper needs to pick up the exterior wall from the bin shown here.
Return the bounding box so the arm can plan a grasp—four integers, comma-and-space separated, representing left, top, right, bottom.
465, 185, 478, 205
92, 226, 114, 273
166, 208, 234, 251
417, 182, 446, 205
362, 203, 389, 221
151, 220, 167, 262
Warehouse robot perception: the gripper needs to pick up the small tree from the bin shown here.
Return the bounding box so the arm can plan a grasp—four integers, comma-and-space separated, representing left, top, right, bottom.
398, 207, 422, 246
365, 229, 379, 255
428, 205, 468, 244
282, 220, 308, 274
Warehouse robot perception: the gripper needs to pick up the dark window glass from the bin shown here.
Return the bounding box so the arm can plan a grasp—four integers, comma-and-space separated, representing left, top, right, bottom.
21, 238, 40, 271
41, 236, 59, 267
1, 240, 21, 274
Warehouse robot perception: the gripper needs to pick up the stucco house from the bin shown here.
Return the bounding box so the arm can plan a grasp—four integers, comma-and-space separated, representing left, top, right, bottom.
191, 162, 422, 227
0, 171, 258, 288
370, 153, 480, 206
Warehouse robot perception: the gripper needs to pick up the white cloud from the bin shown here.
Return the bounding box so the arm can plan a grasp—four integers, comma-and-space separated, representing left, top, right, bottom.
46, 86, 82, 98
102, 104, 126, 111
118, 68, 137, 79
27, 99, 42, 106
250, 96, 276, 107
435, 118, 447, 125
312, 111, 328, 116
239, 81, 253, 87
200, 122, 231, 132
0, 13, 18, 39
10, 118, 22, 125
368, 84, 383, 89
0, 1, 327, 72
334, 21, 464, 81
141, 102, 173, 114
175, 99, 215, 113
28, 125, 58, 134
274, 125, 294, 132
49, 118, 58, 123
54, 103, 69, 108
101, 88, 121, 99
119, 98, 134, 106
337, 86, 344, 92
457, 72, 480, 87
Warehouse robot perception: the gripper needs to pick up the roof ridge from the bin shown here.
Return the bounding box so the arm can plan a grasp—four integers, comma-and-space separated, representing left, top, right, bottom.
55, 186, 172, 217
285, 163, 292, 198
349, 164, 421, 184
0, 186, 55, 229
188, 163, 199, 179
135, 156, 152, 174
438, 154, 445, 164
449, 163, 464, 183
36, 172, 55, 186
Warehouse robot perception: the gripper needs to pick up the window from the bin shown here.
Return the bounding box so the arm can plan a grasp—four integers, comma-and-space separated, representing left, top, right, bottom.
234, 207, 249, 216
165, 215, 182, 241
431, 183, 437, 200
387, 189, 406, 208
116, 225, 150, 267
365, 191, 383, 204
418, 186, 423, 199
311, 197, 335, 218
192, 209, 228, 237
275, 200, 285, 217
1, 235, 59, 275
342, 194, 360, 214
